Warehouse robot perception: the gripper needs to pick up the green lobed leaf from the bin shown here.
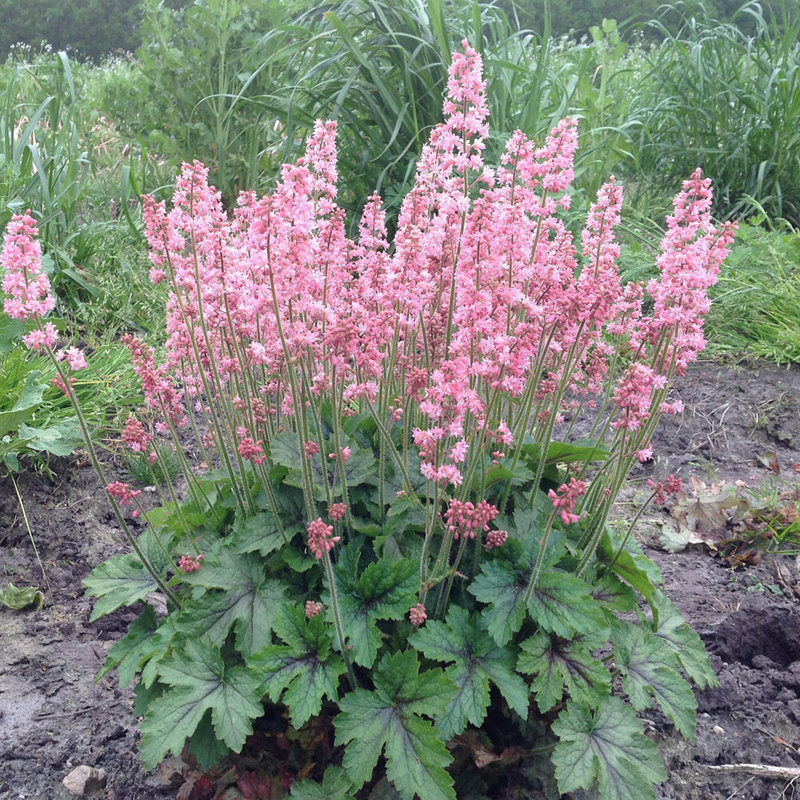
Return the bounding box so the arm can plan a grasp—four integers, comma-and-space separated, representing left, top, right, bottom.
326, 544, 418, 667
520, 438, 610, 470
411, 606, 529, 738
0, 370, 45, 437
469, 519, 562, 647
17, 418, 83, 457
592, 573, 638, 614
248, 604, 345, 727
176, 544, 288, 654
545, 439, 610, 464
597, 529, 661, 606
517, 631, 611, 713
177, 548, 286, 658
140, 616, 179, 688
476, 461, 536, 492
270, 431, 376, 499
383, 494, 427, 538
230, 509, 292, 557
468, 559, 528, 646
83, 527, 173, 621
84, 554, 160, 621
98, 604, 159, 688
139, 639, 262, 769
289, 766, 356, 800
335, 651, 457, 800
551, 698, 667, 800
500, 503, 553, 550
527, 570, 607, 639
177, 541, 260, 590
613, 623, 697, 739
269, 432, 324, 491
133, 678, 163, 717
651, 591, 717, 690
187, 710, 233, 769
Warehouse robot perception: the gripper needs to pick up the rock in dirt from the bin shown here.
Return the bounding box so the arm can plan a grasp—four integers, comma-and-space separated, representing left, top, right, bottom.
62, 765, 107, 796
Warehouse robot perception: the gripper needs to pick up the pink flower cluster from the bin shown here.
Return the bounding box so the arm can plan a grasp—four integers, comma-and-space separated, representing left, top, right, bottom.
238, 437, 266, 465
409, 603, 427, 627
178, 554, 204, 573
647, 474, 683, 505
105, 481, 142, 507
304, 441, 320, 460
58, 347, 88, 371
121, 41, 733, 503
305, 600, 323, 619
306, 517, 341, 559
2, 39, 721, 562
122, 416, 158, 463
484, 529, 508, 549
548, 478, 587, 525
1, 212, 55, 323
642, 170, 737, 376
444, 498, 499, 540
121, 335, 185, 427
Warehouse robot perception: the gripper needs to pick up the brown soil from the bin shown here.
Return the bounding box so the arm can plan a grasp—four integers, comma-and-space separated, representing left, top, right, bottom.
2, 360, 800, 800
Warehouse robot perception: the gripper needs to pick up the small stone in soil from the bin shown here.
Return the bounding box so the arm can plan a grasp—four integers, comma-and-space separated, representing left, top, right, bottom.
62, 765, 107, 796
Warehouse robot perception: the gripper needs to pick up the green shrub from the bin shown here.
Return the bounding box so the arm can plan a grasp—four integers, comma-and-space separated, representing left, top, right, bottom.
0, 0, 194, 62
0, 50, 98, 304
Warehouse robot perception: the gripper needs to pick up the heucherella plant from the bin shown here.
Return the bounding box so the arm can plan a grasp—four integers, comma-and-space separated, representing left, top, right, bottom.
2, 42, 735, 800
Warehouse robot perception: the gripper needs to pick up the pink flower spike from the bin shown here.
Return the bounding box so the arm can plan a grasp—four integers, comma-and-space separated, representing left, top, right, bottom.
304, 440, 320, 460
122, 416, 153, 454
444, 498, 499, 540
307, 517, 340, 559
548, 478, 587, 525
22, 322, 58, 352
647, 474, 683, 505
178, 554, 204, 573
50, 374, 74, 395
329, 502, 347, 521
305, 600, 323, 619
409, 603, 427, 627
1, 212, 55, 322
60, 346, 88, 371
105, 481, 142, 507
238, 436, 266, 465
485, 529, 508, 549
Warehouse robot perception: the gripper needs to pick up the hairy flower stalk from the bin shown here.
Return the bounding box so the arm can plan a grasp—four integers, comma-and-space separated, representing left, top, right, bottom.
306, 518, 356, 688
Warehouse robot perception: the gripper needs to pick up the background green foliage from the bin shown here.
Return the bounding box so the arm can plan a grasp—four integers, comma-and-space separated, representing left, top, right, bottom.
0, 0, 191, 62
632, 6, 800, 224
501, 0, 800, 37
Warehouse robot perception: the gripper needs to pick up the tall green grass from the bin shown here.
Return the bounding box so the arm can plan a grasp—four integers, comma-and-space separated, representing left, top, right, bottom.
704, 220, 800, 362
633, 3, 800, 224
0, 49, 94, 300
